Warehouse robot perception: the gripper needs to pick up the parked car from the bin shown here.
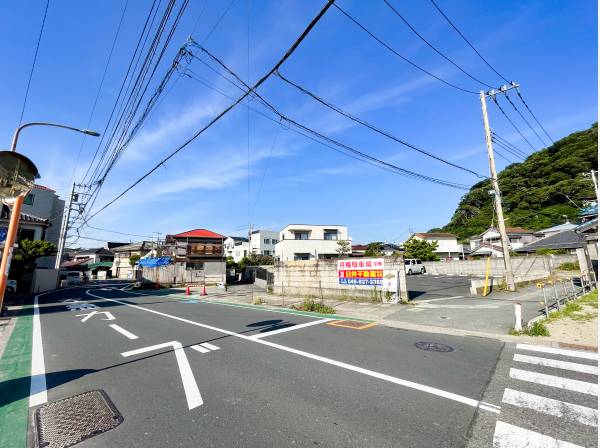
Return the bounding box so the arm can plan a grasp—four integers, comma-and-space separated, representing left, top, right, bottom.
60, 271, 84, 286
6, 279, 17, 293
404, 259, 425, 275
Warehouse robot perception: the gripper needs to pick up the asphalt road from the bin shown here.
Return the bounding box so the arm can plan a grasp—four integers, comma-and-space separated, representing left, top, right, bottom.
406, 273, 473, 300
27, 284, 505, 448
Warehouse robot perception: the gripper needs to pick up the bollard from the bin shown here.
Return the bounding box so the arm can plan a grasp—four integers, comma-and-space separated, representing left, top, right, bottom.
541, 285, 549, 318
201, 284, 207, 296
514, 302, 523, 332
186, 285, 191, 296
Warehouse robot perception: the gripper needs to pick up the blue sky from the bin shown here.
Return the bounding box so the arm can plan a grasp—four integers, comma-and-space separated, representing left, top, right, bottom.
0, 0, 597, 246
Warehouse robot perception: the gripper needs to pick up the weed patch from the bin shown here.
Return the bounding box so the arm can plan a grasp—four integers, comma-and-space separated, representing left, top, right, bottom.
295, 299, 335, 314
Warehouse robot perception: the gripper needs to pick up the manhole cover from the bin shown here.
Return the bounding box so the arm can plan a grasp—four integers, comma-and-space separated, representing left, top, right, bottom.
414, 341, 454, 353
34, 390, 123, 448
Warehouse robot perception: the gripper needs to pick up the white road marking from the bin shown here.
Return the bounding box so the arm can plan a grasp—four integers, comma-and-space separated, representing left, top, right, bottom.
248, 318, 333, 339
76, 310, 115, 322
109, 324, 139, 340
200, 342, 220, 351
122, 341, 202, 409
502, 388, 598, 427
417, 296, 464, 303
86, 289, 500, 413
514, 353, 598, 375
493, 421, 583, 448
29, 294, 47, 407
510, 368, 598, 396
516, 344, 598, 361
191, 345, 211, 354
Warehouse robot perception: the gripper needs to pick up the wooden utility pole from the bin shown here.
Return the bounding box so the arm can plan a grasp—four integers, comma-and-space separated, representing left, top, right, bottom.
480, 89, 516, 291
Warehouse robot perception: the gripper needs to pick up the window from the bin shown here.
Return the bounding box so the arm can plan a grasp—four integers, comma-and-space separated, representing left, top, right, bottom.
19, 228, 35, 241
294, 253, 310, 260
271, 239, 278, 244
294, 231, 309, 240
23, 194, 35, 205
264, 238, 270, 245
324, 230, 338, 240
263, 250, 270, 255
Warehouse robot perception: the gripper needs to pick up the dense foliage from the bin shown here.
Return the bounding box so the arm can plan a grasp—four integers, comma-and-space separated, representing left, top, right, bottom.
403, 239, 439, 261
438, 124, 598, 241
364, 242, 384, 257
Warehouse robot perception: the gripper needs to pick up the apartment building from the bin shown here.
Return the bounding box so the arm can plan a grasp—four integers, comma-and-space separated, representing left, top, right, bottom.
275, 224, 350, 261
250, 229, 279, 256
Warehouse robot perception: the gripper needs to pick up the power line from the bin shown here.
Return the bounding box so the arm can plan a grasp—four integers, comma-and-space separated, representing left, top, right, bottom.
333, 3, 479, 95
503, 91, 548, 146
490, 95, 536, 152
84, 225, 156, 239
428, 0, 510, 83
274, 70, 485, 178
491, 137, 525, 161
491, 131, 528, 159
18, 0, 50, 126
515, 89, 554, 143
199, 0, 237, 44
382, 0, 496, 89
77, 0, 337, 227
194, 45, 471, 190
492, 146, 516, 164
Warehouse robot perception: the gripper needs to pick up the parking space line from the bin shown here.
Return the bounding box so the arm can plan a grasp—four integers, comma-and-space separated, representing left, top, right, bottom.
86, 289, 500, 414
191, 345, 211, 354
248, 318, 333, 339
109, 324, 139, 340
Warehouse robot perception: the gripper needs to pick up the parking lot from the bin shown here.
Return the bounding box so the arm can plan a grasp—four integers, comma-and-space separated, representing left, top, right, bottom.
406, 273, 474, 301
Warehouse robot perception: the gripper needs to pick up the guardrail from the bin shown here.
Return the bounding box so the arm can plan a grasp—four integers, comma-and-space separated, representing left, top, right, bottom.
536, 270, 597, 319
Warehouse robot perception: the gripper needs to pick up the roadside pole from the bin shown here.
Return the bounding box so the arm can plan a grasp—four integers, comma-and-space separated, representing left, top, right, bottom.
54, 183, 76, 270
480, 90, 516, 291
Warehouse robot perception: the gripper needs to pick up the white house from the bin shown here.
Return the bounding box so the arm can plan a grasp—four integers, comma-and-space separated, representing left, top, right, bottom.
224, 236, 249, 262
469, 227, 537, 256
275, 224, 350, 261
112, 241, 157, 279
250, 230, 279, 256
405, 232, 463, 260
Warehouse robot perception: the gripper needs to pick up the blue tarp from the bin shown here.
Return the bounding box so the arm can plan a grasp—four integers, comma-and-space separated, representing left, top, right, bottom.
139, 256, 171, 268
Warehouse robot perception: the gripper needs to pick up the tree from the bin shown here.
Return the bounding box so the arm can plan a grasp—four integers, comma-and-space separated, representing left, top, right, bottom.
403, 239, 439, 261
129, 254, 141, 267
364, 242, 384, 257
239, 253, 274, 269
13, 239, 57, 270
226, 256, 238, 268
336, 240, 351, 257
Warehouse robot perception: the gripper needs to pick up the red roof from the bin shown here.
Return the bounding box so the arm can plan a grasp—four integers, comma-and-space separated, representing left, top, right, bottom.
170, 229, 224, 239
352, 244, 368, 250
505, 227, 532, 234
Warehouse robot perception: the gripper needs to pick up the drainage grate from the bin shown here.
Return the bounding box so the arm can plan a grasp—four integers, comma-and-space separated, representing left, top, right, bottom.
414, 341, 454, 353
34, 390, 123, 448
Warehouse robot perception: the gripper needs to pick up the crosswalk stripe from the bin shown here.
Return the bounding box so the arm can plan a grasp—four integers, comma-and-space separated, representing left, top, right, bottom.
502, 389, 598, 427
513, 353, 598, 375
190, 345, 211, 354
200, 342, 220, 351
516, 344, 598, 361
510, 368, 598, 396
493, 421, 584, 448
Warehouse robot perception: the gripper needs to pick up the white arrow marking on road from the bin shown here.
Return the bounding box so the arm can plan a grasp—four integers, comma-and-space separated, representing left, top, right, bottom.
75, 310, 115, 322
121, 341, 202, 410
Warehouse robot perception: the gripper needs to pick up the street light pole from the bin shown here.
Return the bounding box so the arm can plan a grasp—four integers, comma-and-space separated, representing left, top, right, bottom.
0, 122, 100, 314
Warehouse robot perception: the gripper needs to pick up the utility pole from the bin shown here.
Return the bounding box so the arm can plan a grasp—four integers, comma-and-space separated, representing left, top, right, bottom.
54, 183, 76, 269
480, 87, 516, 291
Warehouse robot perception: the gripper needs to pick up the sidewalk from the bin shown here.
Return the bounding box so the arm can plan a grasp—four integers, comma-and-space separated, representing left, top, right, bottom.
186, 284, 597, 349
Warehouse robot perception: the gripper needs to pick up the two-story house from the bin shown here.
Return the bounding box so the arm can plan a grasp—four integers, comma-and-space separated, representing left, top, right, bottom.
224, 236, 249, 262
250, 230, 279, 256
469, 227, 538, 257
112, 241, 157, 279
405, 232, 463, 260
165, 228, 224, 269
275, 224, 350, 261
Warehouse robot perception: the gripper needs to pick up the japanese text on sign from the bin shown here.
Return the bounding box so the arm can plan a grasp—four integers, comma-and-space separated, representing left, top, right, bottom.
337, 258, 384, 286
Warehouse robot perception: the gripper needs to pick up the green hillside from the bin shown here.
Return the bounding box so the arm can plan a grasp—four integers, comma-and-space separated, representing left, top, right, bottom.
437, 123, 598, 241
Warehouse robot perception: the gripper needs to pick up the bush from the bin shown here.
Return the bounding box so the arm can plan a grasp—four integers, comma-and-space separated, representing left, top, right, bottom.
558, 262, 579, 271
526, 321, 550, 336
297, 299, 335, 314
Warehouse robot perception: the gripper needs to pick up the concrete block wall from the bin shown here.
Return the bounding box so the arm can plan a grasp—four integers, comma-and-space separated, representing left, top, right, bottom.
422, 255, 577, 277
272, 257, 407, 301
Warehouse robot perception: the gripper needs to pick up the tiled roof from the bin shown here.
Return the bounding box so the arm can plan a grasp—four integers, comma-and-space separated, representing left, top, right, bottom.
170, 229, 224, 239
111, 241, 157, 252
517, 230, 584, 252
414, 232, 457, 238
505, 227, 532, 234
538, 222, 577, 234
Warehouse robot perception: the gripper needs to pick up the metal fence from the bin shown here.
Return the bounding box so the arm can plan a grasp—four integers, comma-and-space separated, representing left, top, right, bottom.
536, 270, 597, 319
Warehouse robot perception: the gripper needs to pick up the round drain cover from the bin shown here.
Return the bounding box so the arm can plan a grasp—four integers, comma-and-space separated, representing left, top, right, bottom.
414, 341, 454, 352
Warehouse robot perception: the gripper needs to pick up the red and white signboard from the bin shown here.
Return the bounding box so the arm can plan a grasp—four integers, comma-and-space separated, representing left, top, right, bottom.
337, 258, 384, 286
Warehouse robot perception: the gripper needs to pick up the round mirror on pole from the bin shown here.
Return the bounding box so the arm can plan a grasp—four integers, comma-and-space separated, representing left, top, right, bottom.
0, 151, 40, 201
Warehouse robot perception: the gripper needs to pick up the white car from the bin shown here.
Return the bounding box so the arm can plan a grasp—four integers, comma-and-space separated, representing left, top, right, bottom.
405, 259, 425, 275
